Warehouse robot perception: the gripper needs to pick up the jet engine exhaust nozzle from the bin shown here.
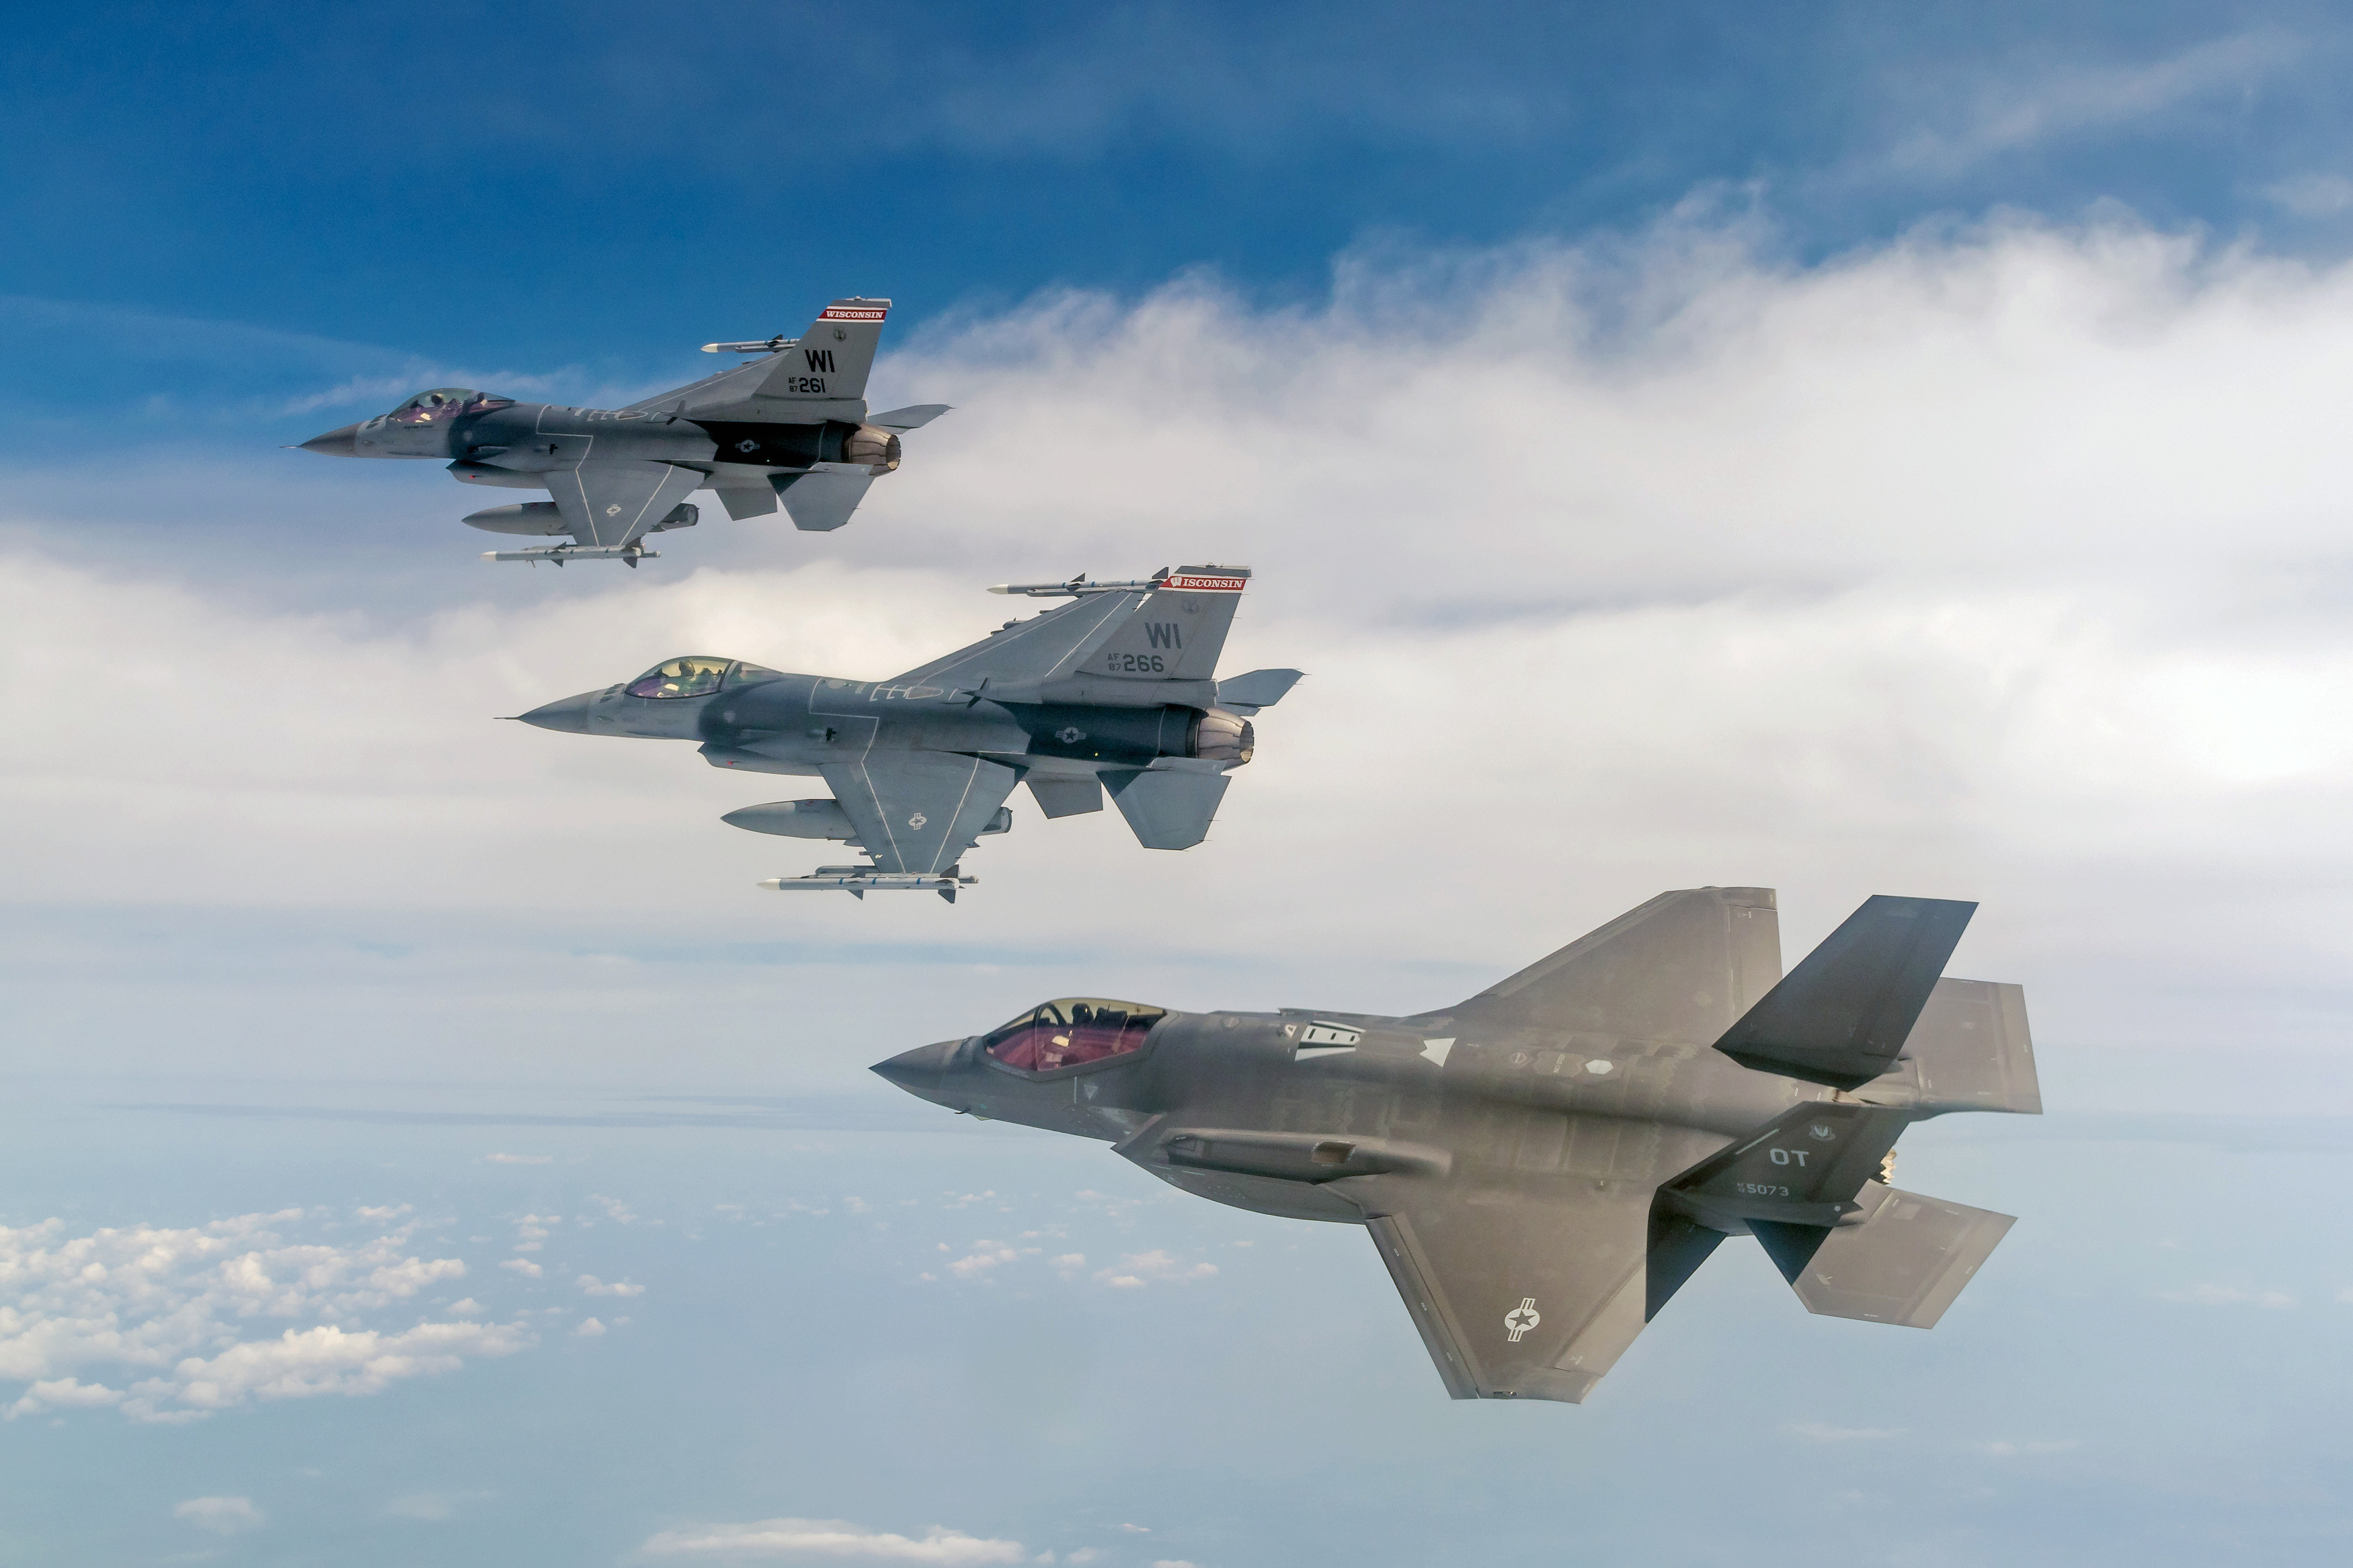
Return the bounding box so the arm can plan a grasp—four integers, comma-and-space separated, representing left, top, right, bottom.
842, 425, 902, 474
1191, 708, 1254, 765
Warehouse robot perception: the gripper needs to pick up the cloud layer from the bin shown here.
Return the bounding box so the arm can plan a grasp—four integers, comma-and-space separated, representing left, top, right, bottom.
10, 210, 2353, 1104
0, 1209, 530, 1421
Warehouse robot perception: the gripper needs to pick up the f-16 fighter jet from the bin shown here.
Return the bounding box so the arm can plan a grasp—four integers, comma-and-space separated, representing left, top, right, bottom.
874, 886, 2041, 1401
516, 566, 1302, 898
297, 298, 945, 565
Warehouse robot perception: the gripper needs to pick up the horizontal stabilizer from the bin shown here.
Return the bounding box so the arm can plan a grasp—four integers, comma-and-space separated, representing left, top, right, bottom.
1105, 768, 1229, 850
869, 403, 951, 431
1754, 1181, 2015, 1328
1715, 895, 1975, 1090
1215, 668, 1304, 714
778, 470, 875, 532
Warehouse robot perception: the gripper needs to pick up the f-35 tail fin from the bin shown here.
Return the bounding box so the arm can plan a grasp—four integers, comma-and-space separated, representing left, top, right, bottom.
1714, 895, 1976, 1091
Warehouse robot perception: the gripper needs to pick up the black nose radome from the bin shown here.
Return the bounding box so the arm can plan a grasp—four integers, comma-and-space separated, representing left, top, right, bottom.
516, 694, 598, 734
872, 1039, 961, 1098
299, 423, 361, 456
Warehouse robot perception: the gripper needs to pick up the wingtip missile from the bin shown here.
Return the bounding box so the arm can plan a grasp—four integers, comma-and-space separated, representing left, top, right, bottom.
482, 546, 660, 567
701, 335, 798, 354
758, 867, 978, 897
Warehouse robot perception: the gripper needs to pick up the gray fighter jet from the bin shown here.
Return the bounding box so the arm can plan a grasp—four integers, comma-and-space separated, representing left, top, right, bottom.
873, 885, 2040, 1401
298, 298, 944, 565
516, 566, 1302, 897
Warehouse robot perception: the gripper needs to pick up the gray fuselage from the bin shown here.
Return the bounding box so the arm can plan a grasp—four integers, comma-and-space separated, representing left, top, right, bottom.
523, 668, 1238, 785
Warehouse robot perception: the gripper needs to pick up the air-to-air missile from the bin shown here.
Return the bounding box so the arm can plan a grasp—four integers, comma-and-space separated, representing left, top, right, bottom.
873, 886, 2041, 1402
513, 566, 1302, 899
296, 298, 943, 565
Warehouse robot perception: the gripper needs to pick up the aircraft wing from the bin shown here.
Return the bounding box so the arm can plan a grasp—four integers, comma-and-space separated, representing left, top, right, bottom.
819, 753, 1020, 874
1354, 1172, 1657, 1404
547, 461, 703, 548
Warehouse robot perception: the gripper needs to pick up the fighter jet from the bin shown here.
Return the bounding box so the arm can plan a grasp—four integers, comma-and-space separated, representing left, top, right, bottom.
296, 298, 945, 565
515, 565, 1302, 898
873, 886, 2040, 1402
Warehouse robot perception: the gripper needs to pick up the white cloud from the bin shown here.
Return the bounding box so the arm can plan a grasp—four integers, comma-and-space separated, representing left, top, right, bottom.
383, 1490, 491, 1520
1150, 1561, 1199, 1568
1095, 1251, 1217, 1289
642, 1518, 1027, 1563
173, 1496, 265, 1534
2264, 173, 2353, 218
1978, 1438, 2081, 1457
1790, 1423, 1901, 1442
17, 212, 2353, 1107
577, 1274, 645, 1297
0, 1211, 528, 1422
498, 1259, 543, 1279
1066, 1553, 1102, 1565
485, 1153, 553, 1165
2157, 1284, 2297, 1308
1878, 32, 2297, 179
945, 1241, 1033, 1280
573, 1317, 606, 1337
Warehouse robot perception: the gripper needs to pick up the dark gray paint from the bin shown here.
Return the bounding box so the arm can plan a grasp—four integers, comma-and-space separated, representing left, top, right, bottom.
514, 566, 1304, 894
296, 298, 945, 561
872, 885, 2040, 1402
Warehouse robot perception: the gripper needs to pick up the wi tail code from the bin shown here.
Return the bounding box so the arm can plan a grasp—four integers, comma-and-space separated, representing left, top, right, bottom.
803, 349, 837, 373
1146, 623, 1182, 649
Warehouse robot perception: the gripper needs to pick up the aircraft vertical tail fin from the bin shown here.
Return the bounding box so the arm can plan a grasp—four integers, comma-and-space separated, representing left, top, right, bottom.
1714, 895, 1976, 1091
756, 298, 891, 403
1080, 566, 1252, 685
1877, 978, 2042, 1115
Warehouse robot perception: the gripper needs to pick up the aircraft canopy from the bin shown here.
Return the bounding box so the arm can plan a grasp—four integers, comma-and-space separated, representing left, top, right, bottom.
986, 999, 1164, 1071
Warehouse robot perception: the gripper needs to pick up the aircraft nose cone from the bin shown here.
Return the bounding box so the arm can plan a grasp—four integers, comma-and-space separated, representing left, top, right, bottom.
516, 693, 598, 734
872, 1039, 963, 1100
298, 422, 361, 456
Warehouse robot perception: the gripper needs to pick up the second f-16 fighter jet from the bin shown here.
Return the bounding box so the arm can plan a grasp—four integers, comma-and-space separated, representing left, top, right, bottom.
298, 298, 945, 565
874, 886, 2040, 1401
516, 566, 1302, 898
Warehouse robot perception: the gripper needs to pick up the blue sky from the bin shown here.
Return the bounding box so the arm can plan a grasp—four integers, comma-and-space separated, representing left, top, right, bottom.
9, 3, 2353, 1564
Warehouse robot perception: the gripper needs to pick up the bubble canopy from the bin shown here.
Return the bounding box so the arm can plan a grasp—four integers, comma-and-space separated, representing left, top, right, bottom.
984, 999, 1166, 1072
385, 387, 513, 425
625, 659, 783, 699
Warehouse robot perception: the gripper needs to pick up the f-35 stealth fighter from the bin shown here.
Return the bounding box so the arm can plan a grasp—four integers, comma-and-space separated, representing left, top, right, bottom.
516, 566, 1302, 898
873, 886, 2040, 1401
298, 298, 944, 565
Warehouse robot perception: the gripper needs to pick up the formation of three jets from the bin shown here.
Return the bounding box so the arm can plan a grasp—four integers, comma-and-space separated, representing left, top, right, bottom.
298, 298, 2040, 1404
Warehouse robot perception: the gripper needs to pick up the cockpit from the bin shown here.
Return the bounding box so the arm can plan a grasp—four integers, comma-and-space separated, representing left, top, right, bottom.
984, 998, 1166, 1072
385, 387, 513, 425
623, 658, 783, 699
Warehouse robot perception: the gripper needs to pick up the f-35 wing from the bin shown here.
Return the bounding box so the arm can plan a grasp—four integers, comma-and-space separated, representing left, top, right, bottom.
547, 461, 704, 548
819, 753, 1020, 874
1351, 1173, 1656, 1403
